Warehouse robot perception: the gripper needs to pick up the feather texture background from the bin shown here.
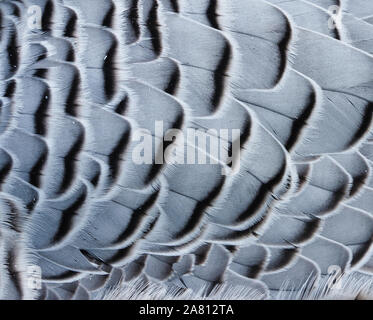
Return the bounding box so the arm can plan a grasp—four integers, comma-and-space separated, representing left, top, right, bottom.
1, 0, 373, 300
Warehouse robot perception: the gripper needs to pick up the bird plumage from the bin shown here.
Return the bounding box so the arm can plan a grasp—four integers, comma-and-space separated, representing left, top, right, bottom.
0, 0, 373, 300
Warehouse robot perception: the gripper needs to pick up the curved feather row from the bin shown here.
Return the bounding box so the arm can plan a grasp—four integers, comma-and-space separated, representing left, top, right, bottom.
0, 0, 373, 299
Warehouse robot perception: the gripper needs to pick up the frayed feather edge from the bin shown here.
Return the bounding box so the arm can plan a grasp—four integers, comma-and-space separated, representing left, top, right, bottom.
97, 272, 373, 300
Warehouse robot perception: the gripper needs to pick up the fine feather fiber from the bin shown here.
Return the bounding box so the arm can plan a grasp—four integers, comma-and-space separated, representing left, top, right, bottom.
1, 0, 373, 300
99, 272, 373, 300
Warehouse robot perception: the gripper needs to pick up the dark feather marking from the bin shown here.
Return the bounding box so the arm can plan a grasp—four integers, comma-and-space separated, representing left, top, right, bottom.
52, 187, 87, 244
58, 130, 84, 194
206, 0, 219, 30
147, 0, 162, 56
